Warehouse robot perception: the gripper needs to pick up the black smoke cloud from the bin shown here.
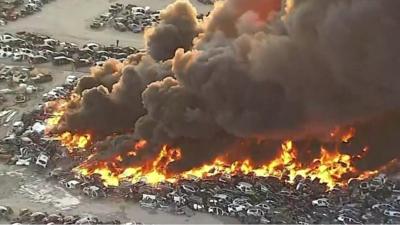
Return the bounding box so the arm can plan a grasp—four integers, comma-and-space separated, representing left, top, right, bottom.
75, 59, 122, 95
57, 56, 172, 137
135, 0, 400, 171
145, 0, 200, 61
59, 0, 400, 172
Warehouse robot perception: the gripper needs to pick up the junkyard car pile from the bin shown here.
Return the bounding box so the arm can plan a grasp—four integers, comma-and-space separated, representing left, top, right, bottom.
0, 0, 56, 24
0, 206, 141, 224
113, 174, 400, 224
0, 64, 52, 105
90, 4, 160, 33
0, 32, 139, 66
1, 76, 400, 224
90, 3, 207, 33
0, 74, 78, 164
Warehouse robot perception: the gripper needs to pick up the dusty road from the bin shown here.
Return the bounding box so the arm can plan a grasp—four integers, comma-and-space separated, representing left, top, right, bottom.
0, 0, 212, 48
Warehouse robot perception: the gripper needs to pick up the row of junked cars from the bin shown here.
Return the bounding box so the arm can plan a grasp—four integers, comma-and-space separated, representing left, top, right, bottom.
90, 3, 161, 33
90, 3, 208, 33
0, 74, 79, 169
0, 32, 141, 67
48, 167, 400, 224
0, 205, 142, 224
0, 0, 56, 25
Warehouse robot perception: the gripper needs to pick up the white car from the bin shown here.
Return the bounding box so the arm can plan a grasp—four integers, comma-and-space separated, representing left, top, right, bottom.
65, 75, 78, 85
232, 197, 251, 205
132, 12, 145, 20
0, 50, 13, 58
44, 38, 58, 46
213, 193, 231, 203
18, 48, 34, 55
312, 198, 330, 207
65, 180, 80, 189
236, 182, 253, 193
247, 207, 265, 217
36, 153, 49, 168
384, 210, 400, 218
228, 204, 248, 214
337, 215, 362, 224
0, 34, 22, 44
208, 206, 228, 216
83, 186, 105, 198
75, 216, 99, 225
255, 203, 271, 212
16, 158, 31, 166
28, 0, 43, 6
142, 194, 156, 201
53, 56, 75, 65
83, 43, 100, 51
131, 7, 146, 14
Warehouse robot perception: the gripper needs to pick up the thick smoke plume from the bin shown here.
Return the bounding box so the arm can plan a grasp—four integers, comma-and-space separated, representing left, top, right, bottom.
145, 0, 200, 61
58, 0, 400, 172
57, 56, 172, 137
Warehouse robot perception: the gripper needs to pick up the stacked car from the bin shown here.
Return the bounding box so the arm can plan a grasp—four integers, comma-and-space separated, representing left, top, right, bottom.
90, 4, 164, 33
0, 0, 56, 23
0, 32, 140, 67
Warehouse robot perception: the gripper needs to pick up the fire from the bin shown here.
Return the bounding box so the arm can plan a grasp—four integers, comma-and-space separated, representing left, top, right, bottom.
46, 111, 64, 127
59, 132, 92, 151
330, 127, 356, 143
76, 145, 181, 186
75, 139, 375, 188
45, 94, 80, 129
341, 127, 356, 143
44, 97, 375, 188
44, 95, 93, 151
183, 141, 377, 188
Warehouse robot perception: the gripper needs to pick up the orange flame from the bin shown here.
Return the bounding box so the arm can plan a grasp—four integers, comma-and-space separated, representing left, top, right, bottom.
44, 98, 376, 188
59, 132, 92, 151
75, 140, 376, 188
76, 144, 182, 186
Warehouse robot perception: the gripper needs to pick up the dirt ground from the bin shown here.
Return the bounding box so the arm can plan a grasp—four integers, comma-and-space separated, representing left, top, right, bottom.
0, 164, 237, 224
0, 1, 238, 223
0, 0, 212, 48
